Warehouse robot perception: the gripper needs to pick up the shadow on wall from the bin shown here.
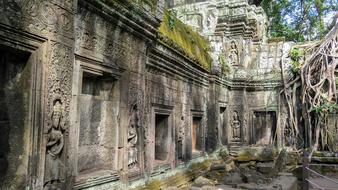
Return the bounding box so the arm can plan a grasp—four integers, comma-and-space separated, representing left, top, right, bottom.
0, 46, 31, 189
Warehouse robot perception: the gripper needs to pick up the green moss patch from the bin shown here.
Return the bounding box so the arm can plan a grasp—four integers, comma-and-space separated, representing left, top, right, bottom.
145, 179, 161, 190
158, 10, 212, 71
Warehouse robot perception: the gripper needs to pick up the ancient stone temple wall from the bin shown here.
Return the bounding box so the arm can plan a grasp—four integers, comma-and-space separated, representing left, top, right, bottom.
0, 0, 291, 189
172, 0, 291, 149
0, 0, 75, 189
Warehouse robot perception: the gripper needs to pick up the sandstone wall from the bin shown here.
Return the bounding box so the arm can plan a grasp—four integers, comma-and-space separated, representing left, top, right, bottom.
0, 0, 286, 189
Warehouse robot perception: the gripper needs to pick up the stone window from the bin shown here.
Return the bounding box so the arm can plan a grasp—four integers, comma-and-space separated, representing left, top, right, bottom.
72, 59, 121, 183
81, 72, 101, 96
253, 111, 277, 145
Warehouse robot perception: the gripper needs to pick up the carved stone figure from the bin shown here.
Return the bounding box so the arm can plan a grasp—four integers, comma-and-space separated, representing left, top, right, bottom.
128, 105, 139, 168
232, 111, 241, 140
228, 41, 238, 65
44, 97, 66, 190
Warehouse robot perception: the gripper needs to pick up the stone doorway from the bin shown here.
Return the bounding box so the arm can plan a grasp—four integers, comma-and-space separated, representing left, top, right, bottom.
192, 116, 203, 154
253, 111, 277, 145
0, 46, 32, 189
155, 114, 170, 161
219, 107, 227, 145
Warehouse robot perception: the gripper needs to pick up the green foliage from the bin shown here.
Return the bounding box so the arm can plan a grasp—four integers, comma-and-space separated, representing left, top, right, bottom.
158, 10, 212, 71
261, 0, 338, 42
289, 47, 303, 74
313, 102, 338, 115
218, 148, 229, 161
219, 54, 230, 74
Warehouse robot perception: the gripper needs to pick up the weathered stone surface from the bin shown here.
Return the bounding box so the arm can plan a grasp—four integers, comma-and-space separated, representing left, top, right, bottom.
223, 172, 243, 185
192, 176, 216, 187
236, 147, 277, 162
225, 161, 236, 172
240, 168, 270, 184
238, 161, 257, 170
257, 162, 276, 177
286, 151, 300, 166
215, 185, 239, 190
0, 0, 303, 189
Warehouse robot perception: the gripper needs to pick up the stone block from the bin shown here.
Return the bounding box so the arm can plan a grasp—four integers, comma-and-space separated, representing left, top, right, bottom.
193, 176, 215, 187
256, 162, 276, 177
225, 161, 236, 172
236, 147, 276, 162
223, 172, 243, 185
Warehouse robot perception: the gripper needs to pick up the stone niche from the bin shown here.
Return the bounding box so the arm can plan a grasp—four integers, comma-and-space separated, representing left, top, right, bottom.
190, 111, 204, 157
151, 106, 173, 168
219, 106, 228, 145
0, 46, 32, 189
252, 111, 277, 145
155, 114, 170, 161
72, 59, 120, 184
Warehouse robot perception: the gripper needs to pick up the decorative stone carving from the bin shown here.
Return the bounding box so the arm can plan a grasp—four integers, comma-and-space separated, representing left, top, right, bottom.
43, 42, 72, 189
186, 14, 203, 31
231, 111, 241, 140
128, 104, 139, 168
44, 93, 66, 190
177, 115, 186, 159
0, 0, 73, 37
228, 41, 239, 65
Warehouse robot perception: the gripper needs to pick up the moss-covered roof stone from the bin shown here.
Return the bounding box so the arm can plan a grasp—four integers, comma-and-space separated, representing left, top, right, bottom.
158, 10, 212, 72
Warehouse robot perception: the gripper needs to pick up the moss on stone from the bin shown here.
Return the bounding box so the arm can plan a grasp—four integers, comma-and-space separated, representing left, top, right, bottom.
190, 160, 211, 172
145, 179, 161, 190
236, 147, 278, 162
219, 54, 230, 74
158, 10, 212, 71
112, 0, 158, 12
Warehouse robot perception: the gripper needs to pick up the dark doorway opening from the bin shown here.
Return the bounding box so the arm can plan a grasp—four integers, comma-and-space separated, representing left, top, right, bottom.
253, 111, 277, 145
0, 46, 31, 189
219, 107, 227, 145
155, 114, 170, 161
192, 117, 203, 153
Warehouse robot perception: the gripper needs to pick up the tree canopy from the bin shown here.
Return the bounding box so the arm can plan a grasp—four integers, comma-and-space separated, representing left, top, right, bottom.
261, 0, 338, 42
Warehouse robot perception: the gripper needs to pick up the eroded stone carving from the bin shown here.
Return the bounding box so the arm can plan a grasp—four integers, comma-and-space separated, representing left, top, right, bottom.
231, 111, 241, 140
228, 41, 239, 65
43, 41, 72, 189
0, 0, 73, 37
44, 93, 66, 190
128, 104, 139, 168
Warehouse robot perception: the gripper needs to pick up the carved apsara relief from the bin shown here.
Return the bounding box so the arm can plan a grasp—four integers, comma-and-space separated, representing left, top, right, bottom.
228, 41, 239, 65
231, 111, 241, 140
128, 104, 140, 169
44, 42, 73, 189
44, 91, 66, 190
127, 73, 144, 171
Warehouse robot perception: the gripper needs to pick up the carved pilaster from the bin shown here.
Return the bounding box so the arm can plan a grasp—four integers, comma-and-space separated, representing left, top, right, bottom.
43, 42, 73, 189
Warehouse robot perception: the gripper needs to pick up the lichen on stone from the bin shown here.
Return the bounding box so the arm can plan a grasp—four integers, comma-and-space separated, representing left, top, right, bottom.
158, 10, 212, 71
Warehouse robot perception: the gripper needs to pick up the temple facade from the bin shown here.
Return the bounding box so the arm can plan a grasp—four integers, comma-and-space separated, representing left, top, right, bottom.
0, 0, 304, 189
